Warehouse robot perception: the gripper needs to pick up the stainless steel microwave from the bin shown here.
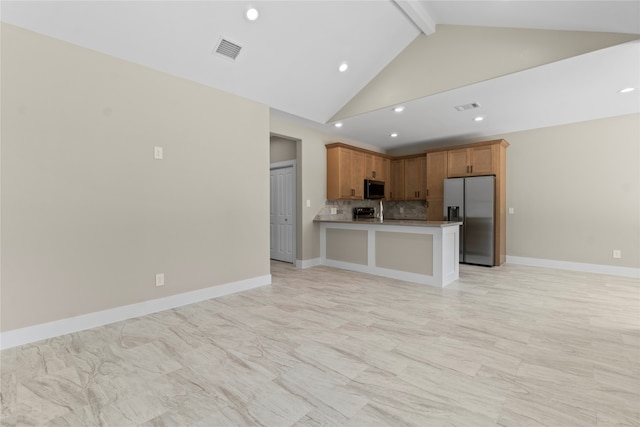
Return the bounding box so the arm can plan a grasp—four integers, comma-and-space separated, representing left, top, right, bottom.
364, 179, 385, 199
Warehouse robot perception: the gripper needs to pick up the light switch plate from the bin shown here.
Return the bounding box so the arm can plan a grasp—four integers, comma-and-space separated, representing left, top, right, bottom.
306, 200, 311, 208
508, 207, 514, 214
154, 146, 164, 160
330, 208, 337, 215
155, 273, 165, 286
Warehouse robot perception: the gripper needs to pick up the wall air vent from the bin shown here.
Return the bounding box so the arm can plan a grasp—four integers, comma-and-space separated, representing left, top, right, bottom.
214, 38, 242, 61
454, 102, 481, 111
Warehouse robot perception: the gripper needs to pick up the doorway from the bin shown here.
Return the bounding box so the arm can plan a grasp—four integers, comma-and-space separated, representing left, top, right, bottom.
270, 161, 296, 263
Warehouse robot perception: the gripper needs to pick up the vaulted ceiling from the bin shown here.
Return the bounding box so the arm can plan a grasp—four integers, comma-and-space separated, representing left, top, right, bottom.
2, 1, 639, 150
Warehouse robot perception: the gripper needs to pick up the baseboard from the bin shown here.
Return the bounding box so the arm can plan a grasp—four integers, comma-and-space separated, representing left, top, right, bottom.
506, 256, 640, 279
296, 258, 321, 269
0, 274, 272, 350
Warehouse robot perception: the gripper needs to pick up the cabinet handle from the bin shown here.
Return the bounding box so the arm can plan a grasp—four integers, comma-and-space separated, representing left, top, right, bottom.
372, 171, 376, 178
351, 189, 355, 196
426, 189, 429, 197
470, 165, 473, 174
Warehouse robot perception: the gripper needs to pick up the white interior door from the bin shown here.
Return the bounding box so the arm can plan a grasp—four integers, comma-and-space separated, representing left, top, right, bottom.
270, 164, 295, 263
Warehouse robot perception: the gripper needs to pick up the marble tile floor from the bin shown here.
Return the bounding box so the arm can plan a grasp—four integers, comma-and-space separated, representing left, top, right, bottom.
1, 261, 639, 426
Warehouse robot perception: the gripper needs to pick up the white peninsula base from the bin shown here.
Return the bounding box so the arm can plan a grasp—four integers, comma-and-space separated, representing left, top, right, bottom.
317, 220, 461, 287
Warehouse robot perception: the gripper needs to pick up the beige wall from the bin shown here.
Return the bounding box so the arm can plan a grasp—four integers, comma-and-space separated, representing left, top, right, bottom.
391, 114, 640, 269
1, 24, 271, 331
270, 136, 297, 163
269, 118, 379, 261
502, 114, 639, 268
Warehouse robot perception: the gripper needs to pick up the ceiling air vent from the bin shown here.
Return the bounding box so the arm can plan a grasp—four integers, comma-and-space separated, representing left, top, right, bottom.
214, 38, 242, 61
454, 102, 481, 112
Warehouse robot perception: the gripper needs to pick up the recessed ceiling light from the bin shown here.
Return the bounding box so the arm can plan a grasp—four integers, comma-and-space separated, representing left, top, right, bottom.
334, 122, 343, 128
245, 7, 259, 21
393, 106, 405, 113
473, 116, 484, 122
618, 87, 635, 94
390, 133, 398, 138
338, 63, 349, 73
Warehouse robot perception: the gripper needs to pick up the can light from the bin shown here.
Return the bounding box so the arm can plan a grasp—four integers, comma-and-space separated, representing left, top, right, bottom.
393, 106, 405, 113
390, 133, 398, 138
618, 87, 635, 94
245, 7, 259, 21
334, 122, 343, 128
474, 116, 484, 122
338, 63, 349, 73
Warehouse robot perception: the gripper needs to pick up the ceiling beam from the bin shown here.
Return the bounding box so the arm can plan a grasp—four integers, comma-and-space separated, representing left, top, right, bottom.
394, 0, 437, 35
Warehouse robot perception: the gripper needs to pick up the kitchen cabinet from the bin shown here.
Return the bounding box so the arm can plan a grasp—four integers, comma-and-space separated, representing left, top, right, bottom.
426, 199, 444, 221
327, 140, 508, 265
404, 155, 426, 200
326, 146, 364, 200
425, 151, 447, 220
364, 153, 388, 182
426, 151, 447, 199
389, 159, 405, 200
447, 145, 495, 177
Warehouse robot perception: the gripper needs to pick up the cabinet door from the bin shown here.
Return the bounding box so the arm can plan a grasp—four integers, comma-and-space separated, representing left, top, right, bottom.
389, 159, 405, 200
364, 154, 386, 181
350, 150, 365, 199
426, 151, 447, 199
426, 199, 444, 221
469, 145, 494, 176
447, 148, 470, 177
338, 148, 354, 199
404, 156, 426, 200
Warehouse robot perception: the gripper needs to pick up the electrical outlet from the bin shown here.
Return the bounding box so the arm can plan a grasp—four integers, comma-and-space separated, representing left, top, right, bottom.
400, 207, 404, 214
155, 273, 165, 287
330, 207, 337, 215
612, 250, 622, 259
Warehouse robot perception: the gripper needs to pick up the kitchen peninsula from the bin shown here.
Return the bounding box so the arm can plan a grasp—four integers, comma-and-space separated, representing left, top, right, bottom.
314, 217, 461, 287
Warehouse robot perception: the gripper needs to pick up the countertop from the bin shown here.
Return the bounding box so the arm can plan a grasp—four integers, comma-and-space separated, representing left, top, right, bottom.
313, 217, 462, 228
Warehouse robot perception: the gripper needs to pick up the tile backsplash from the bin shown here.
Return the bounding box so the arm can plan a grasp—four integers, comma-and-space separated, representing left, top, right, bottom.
315, 199, 427, 220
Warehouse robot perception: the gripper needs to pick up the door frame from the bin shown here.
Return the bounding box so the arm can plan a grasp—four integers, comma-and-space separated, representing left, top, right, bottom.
270, 160, 297, 264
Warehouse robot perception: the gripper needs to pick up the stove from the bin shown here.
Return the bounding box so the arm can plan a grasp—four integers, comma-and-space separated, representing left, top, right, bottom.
353, 207, 375, 220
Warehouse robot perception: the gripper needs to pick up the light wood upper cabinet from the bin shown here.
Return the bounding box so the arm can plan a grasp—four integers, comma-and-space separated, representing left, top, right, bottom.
327, 146, 364, 200
447, 145, 495, 177
389, 159, 405, 200
426, 151, 447, 199
365, 153, 388, 183
404, 155, 426, 200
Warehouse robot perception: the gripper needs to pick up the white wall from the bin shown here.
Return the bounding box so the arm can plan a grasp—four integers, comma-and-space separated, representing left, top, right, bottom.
1, 24, 271, 332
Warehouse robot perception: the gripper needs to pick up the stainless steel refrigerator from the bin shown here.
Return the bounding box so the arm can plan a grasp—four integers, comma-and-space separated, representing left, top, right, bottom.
443, 176, 495, 266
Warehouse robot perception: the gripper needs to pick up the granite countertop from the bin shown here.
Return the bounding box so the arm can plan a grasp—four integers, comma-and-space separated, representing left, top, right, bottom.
313, 216, 462, 228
